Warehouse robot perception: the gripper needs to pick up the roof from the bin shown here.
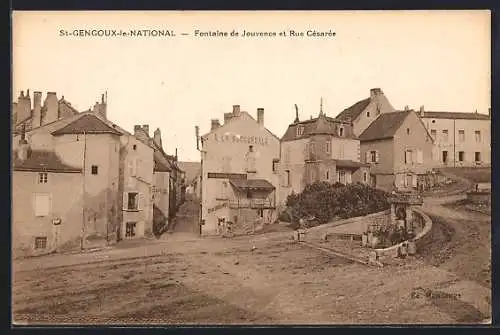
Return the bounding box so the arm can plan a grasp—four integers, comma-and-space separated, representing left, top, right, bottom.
281, 114, 356, 141
178, 161, 201, 183
335, 98, 371, 121
229, 179, 275, 191
359, 110, 412, 142
51, 114, 123, 136
13, 149, 82, 173
334, 159, 370, 169
421, 111, 490, 120
154, 157, 171, 172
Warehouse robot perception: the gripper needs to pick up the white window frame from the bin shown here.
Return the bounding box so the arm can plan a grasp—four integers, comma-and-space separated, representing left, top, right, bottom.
458, 130, 465, 142
475, 130, 481, 143
442, 129, 449, 142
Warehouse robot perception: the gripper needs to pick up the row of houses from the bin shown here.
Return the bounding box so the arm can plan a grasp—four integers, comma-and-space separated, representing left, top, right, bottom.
196, 88, 491, 236
12, 90, 186, 258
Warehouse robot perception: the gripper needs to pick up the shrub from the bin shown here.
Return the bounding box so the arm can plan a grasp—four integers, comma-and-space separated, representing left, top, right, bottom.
285, 181, 390, 225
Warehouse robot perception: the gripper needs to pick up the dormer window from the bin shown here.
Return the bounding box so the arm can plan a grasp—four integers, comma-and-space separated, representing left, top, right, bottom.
296, 125, 304, 137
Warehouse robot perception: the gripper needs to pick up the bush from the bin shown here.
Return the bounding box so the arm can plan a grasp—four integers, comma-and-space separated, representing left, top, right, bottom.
285, 182, 390, 225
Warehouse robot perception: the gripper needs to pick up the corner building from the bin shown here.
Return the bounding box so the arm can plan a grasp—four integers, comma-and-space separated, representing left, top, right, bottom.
200, 105, 281, 236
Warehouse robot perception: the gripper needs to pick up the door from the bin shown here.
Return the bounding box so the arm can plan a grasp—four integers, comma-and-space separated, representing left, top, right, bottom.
442, 151, 448, 164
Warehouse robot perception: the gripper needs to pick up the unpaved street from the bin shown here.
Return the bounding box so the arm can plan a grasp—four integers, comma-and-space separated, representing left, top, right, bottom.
12, 178, 491, 325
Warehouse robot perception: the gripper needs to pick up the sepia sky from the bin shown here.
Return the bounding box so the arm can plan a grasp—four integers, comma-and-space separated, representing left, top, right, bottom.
12, 11, 491, 162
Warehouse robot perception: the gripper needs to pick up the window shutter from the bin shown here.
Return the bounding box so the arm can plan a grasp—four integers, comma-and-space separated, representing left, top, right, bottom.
138, 193, 144, 211
375, 150, 380, 163
417, 149, 423, 164
122, 193, 128, 210
365, 151, 370, 163
412, 174, 418, 188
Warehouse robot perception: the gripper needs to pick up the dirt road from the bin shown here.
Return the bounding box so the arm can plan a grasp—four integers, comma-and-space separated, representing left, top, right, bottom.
12, 175, 491, 325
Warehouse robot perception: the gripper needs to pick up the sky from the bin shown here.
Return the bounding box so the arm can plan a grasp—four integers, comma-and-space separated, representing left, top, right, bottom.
12, 10, 491, 162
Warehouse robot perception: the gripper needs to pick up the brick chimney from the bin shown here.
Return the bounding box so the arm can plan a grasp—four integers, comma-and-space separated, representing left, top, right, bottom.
211, 119, 221, 131
257, 108, 264, 126
419, 105, 425, 118
142, 124, 150, 136
32, 91, 42, 128
154, 128, 162, 148
233, 105, 241, 116
224, 113, 233, 124
16, 90, 32, 124
370, 88, 383, 100
92, 93, 107, 119
43, 92, 59, 124
17, 125, 30, 161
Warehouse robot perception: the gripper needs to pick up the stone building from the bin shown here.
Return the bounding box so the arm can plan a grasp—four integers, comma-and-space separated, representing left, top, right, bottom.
199, 105, 281, 236
279, 105, 370, 207
418, 107, 491, 167
359, 109, 435, 191
335, 88, 396, 137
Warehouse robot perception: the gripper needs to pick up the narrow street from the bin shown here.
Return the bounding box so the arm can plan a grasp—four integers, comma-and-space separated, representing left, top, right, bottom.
12, 175, 491, 325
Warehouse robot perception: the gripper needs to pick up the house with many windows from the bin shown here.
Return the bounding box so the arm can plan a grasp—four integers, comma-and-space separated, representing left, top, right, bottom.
279, 106, 370, 207
198, 105, 281, 236
359, 109, 435, 191
418, 107, 491, 167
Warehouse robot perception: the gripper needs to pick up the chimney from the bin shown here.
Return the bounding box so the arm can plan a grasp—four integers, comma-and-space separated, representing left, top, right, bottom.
404, 105, 410, 111
370, 88, 382, 99
17, 125, 30, 161
294, 104, 299, 123
43, 92, 59, 124
134, 125, 142, 136
233, 105, 241, 116
32, 91, 42, 128
154, 128, 162, 148
142, 124, 150, 136
211, 119, 220, 131
16, 90, 32, 124
224, 113, 233, 124
92, 93, 107, 119
419, 105, 425, 118
257, 108, 264, 126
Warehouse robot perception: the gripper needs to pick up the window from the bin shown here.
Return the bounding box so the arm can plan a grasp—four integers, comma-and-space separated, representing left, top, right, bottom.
272, 159, 279, 172
326, 170, 330, 180
363, 171, 368, 183
367, 150, 379, 163
458, 151, 465, 162
258, 209, 264, 217
325, 141, 331, 154
125, 222, 137, 237
34, 193, 51, 217
35, 237, 47, 249
133, 144, 137, 150
285, 170, 291, 187
406, 128, 410, 135
310, 143, 316, 155
127, 192, 139, 210
475, 131, 481, 143
339, 127, 344, 137
38, 172, 48, 184
475, 152, 481, 162
430, 129, 437, 139
432, 120, 436, 124
310, 169, 316, 183
339, 144, 345, 159
458, 130, 465, 142
366, 111, 370, 117
91, 165, 99, 175
245, 146, 257, 173
296, 125, 304, 137
405, 150, 413, 164
442, 130, 449, 142
442, 151, 449, 163
338, 170, 346, 184
416, 149, 423, 164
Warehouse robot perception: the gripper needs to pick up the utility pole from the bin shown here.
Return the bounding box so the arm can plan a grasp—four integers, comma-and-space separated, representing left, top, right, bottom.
195, 125, 203, 237
81, 131, 87, 250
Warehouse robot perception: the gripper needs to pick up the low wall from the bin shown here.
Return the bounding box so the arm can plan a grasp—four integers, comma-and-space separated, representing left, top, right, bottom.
305, 210, 390, 241
375, 208, 432, 259
466, 191, 491, 204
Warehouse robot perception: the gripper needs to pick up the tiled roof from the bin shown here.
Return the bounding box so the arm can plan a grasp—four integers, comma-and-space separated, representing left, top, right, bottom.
51, 114, 122, 136
13, 149, 82, 173
359, 110, 412, 142
335, 98, 371, 121
281, 114, 355, 141
334, 159, 370, 169
154, 157, 171, 172
229, 178, 275, 191
421, 111, 490, 120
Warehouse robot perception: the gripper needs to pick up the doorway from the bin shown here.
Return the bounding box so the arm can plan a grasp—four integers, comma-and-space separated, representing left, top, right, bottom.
442, 151, 449, 164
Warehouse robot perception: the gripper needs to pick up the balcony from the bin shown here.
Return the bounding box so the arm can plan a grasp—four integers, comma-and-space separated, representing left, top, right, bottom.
228, 198, 275, 209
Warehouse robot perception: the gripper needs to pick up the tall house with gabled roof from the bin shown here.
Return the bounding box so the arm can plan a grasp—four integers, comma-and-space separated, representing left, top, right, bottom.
417, 106, 491, 168
335, 88, 396, 137
279, 105, 370, 207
